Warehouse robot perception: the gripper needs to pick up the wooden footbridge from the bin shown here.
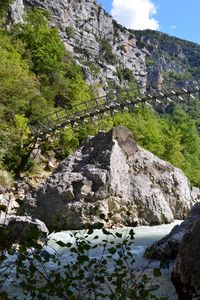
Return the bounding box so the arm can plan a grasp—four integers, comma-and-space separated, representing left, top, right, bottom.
29, 80, 200, 138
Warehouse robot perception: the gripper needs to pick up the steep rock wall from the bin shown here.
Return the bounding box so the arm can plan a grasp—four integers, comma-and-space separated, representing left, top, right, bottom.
9, 1, 200, 95
10, 0, 147, 91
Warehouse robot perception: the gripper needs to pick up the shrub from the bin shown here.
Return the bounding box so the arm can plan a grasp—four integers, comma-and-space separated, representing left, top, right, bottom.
99, 38, 117, 65
0, 0, 12, 17
65, 26, 75, 38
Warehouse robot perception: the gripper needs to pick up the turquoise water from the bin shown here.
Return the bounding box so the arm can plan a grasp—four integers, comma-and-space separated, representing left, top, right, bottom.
2, 221, 182, 299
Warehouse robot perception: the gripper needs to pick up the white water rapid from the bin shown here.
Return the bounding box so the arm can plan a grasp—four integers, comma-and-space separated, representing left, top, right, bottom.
47, 220, 183, 300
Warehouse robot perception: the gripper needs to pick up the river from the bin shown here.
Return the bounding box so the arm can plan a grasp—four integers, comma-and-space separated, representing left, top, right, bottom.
2, 220, 182, 299
47, 220, 182, 300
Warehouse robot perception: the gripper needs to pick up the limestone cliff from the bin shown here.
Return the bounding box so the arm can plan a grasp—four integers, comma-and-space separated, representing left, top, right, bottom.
9, 0, 147, 92
9, 0, 200, 94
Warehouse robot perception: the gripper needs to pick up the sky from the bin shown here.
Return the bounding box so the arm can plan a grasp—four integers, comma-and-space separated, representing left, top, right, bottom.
98, 0, 200, 44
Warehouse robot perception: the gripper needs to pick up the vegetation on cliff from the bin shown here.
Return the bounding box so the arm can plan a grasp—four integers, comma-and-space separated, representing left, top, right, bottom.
0, 6, 200, 189
0, 8, 90, 174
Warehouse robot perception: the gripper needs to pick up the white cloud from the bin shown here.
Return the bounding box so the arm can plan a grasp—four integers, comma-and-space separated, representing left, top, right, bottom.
111, 0, 159, 30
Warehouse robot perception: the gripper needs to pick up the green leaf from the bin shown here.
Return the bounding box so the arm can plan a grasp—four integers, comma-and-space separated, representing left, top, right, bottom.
139, 289, 150, 298
101, 259, 107, 265
29, 264, 37, 273
115, 259, 123, 266
77, 255, 88, 263
129, 229, 135, 239
141, 273, 149, 284
108, 247, 116, 255
153, 268, 161, 277
102, 228, 112, 235
95, 222, 104, 229
55, 240, 67, 247
115, 232, 122, 238
87, 228, 94, 235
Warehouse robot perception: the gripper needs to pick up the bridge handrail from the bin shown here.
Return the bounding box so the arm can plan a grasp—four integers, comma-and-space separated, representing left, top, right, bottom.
29, 79, 200, 138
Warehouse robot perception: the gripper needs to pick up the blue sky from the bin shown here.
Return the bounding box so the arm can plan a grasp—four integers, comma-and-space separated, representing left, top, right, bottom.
98, 0, 200, 44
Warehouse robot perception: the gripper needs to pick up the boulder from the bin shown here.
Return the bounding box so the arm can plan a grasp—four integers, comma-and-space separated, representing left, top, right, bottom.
0, 193, 19, 215
145, 202, 200, 259
0, 180, 32, 215
171, 220, 200, 300
0, 212, 48, 248
22, 126, 193, 230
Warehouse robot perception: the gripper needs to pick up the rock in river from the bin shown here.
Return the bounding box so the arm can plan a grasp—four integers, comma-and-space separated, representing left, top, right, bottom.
145, 202, 200, 259
22, 126, 193, 230
171, 219, 200, 300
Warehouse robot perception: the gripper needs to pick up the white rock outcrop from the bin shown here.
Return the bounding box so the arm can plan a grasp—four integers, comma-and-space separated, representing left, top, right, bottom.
23, 126, 193, 230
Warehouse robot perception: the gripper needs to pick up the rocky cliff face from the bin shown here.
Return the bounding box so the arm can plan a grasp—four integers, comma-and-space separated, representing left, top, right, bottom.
9, 0, 147, 92
145, 201, 200, 259
10, 0, 200, 94
22, 126, 193, 230
134, 30, 200, 88
171, 217, 200, 300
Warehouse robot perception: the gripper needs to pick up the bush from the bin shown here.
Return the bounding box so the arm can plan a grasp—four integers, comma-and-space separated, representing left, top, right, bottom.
0, 0, 12, 17
116, 67, 135, 83
99, 38, 117, 65
65, 26, 75, 38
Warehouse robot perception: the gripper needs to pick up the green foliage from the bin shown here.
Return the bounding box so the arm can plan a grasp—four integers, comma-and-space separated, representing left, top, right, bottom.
17, 8, 90, 108
0, 30, 45, 172
84, 61, 100, 75
146, 57, 155, 66
0, 8, 91, 174
112, 109, 167, 157
164, 107, 200, 186
99, 38, 117, 65
112, 19, 126, 33
17, 8, 66, 76
0, 226, 168, 299
65, 26, 75, 38
0, 31, 40, 116
42, 128, 80, 160
163, 70, 190, 81
76, 105, 200, 186
116, 67, 135, 83
0, 0, 12, 17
